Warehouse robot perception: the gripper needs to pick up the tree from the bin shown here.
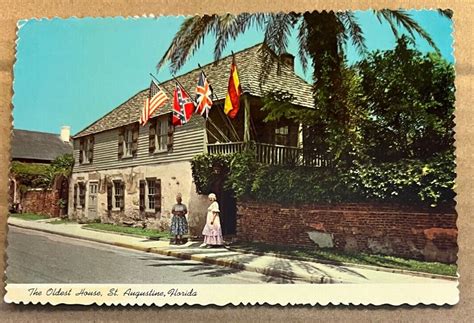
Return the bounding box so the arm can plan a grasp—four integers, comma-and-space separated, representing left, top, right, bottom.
11, 154, 74, 190
156, 10, 452, 160
355, 36, 455, 162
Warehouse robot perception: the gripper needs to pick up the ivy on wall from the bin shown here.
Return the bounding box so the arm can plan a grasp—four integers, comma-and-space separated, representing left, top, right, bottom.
11, 154, 74, 191
191, 151, 455, 208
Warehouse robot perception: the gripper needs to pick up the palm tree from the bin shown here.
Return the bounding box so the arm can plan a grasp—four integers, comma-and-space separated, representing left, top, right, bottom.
157, 10, 452, 160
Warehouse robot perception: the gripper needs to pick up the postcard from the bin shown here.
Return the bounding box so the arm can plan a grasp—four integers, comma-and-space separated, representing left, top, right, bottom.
5, 10, 458, 306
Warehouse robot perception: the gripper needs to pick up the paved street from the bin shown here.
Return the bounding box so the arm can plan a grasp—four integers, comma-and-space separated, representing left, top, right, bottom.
6, 226, 293, 284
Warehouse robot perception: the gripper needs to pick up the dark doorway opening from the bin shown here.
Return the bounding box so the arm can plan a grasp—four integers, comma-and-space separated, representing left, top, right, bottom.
210, 177, 237, 236
220, 189, 237, 235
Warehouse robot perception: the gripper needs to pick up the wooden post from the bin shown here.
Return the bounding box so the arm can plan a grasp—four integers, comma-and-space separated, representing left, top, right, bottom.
297, 123, 303, 149
243, 94, 251, 143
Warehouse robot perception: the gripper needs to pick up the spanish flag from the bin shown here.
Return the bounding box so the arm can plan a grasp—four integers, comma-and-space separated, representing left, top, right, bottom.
224, 57, 242, 119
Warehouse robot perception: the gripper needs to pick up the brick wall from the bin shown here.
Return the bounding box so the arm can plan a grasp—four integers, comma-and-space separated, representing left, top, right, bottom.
236, 201, 458, 264
22, 189, 61, 217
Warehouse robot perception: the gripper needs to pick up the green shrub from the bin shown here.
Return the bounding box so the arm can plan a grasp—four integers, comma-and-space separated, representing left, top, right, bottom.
345, 151, 455, 206
191, 150, 455, 207
191, 153, 232, 195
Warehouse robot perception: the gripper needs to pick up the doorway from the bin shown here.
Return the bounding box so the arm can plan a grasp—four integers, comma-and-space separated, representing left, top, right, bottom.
220, 189, 237, 235
211, 177, 236, 235
88, 182, 98, 219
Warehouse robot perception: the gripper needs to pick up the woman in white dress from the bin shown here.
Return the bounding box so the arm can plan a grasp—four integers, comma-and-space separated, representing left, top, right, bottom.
201, 193, 223, 247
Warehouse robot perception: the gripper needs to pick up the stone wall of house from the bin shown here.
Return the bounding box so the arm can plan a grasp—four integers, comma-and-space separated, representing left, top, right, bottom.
69, 161, 209, 236
22, 189, 60, 217
236, 201, 458, 264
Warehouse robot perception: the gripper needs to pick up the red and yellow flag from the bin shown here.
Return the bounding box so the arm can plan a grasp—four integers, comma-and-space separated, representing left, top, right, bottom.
224, 57, 242, 119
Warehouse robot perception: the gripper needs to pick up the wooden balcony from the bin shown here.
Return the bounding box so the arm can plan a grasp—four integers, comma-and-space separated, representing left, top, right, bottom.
207, 142, 332, 167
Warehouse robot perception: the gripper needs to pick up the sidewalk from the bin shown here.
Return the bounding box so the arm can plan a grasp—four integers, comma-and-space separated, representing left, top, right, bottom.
7, 217, 456, 284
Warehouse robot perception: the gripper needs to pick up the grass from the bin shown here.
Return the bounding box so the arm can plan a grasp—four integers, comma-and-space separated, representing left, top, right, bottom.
9, 213, 50, 221
83, 223, 172, 240
231, 242, 457, 277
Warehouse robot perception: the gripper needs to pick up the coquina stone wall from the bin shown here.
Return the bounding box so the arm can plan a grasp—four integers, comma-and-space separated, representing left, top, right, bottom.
236, 201, 457, 264
22, 189, 60, 217
69, 161, 209, 236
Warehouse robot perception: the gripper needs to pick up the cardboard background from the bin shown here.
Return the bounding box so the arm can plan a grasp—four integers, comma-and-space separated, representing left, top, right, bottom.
0, 0, 471, 320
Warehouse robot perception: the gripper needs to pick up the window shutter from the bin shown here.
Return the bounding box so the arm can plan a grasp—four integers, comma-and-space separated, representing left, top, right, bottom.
132, 123, 139, 157
167, 115, 174, 151
106, 182, 113, 211
79, 138, 84, 164
149, 118, 156, 153
139, 180, 146, 212
88, 136, 94, 163
120, 181, 125, 211
73, 184, 78, 209
154, 179, 161, 213
118, 127, 125, 159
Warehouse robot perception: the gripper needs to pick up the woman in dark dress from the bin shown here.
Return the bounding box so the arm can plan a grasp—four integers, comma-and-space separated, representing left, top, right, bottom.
170, 193, 188, 245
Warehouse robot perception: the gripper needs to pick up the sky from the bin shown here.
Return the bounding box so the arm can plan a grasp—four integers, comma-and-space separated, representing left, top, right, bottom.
13, 11, 453, 135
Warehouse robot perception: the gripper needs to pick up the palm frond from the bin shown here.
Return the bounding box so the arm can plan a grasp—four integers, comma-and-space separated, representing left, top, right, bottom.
263, 13, 296, 55
374, 10, 400, 40
337, 12, 368, 56
261, 13, 297, 79
297, 18, 310, 73
157, 15, 219, 73
376, 9, 440, 53
213, 13, 267, 62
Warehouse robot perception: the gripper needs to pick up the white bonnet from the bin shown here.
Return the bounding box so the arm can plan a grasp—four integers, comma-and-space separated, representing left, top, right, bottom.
208, 193, 217, 200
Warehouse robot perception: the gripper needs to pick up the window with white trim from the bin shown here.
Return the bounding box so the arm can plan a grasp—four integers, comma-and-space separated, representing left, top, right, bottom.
113, 180, 124, 210
139, 178, 161, 214
79, 136, 94, 164
147, 179, 156, 210
124, 128, 133, 157
155, 117, 169, 152
275, 125, 289, 146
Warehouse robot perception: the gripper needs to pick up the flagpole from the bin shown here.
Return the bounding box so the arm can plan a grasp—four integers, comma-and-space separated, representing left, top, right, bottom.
207, 115, 231, 143
216, 100, 240, 142
149, 73, 174, 97
172, 72, 233, 143
206, 127, 221, 143
198, 63, 240, 142
171, 74, 195, 102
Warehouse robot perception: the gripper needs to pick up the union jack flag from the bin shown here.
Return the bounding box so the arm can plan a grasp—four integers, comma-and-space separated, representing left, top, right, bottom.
195, 71, 213, 119
172, 82, 195, 126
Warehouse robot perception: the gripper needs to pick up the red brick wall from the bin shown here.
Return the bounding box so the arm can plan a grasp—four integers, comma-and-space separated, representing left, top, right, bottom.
236, 201, 458, 264
22, 189, 60, 217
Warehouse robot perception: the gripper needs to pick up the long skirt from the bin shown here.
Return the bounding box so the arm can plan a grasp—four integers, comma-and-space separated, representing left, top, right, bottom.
170, 215, 188, 235
202, 215, 223, 245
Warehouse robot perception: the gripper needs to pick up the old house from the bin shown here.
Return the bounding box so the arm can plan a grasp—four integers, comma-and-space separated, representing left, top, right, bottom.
10, 127, 73, 215
69, 44, 322, 236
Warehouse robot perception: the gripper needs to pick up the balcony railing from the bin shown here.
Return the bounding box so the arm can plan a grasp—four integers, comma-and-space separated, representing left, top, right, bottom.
207, 142, 332, 167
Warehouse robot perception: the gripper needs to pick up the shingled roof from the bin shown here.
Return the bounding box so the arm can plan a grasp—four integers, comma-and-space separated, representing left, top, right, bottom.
12, 129, 73, 162
74, 43, 314, 138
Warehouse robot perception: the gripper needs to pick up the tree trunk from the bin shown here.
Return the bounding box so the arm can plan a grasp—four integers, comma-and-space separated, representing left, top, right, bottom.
303, 11, 349, 161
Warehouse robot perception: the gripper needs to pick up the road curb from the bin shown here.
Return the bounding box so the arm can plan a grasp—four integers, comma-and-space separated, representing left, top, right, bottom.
8, 221, 342, 283
8, 220, 454, 283
111, 242, 341, 283
82, 227, 170, 241
226, 247, 458, 281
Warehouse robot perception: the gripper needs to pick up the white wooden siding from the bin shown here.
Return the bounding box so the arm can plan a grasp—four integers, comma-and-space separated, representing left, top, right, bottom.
73, 119, 206, 173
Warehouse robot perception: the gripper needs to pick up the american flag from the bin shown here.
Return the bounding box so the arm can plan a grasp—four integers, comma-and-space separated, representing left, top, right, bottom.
195, 71, 213, 119
172, 82, 195, 126
140, 80, 169, 125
